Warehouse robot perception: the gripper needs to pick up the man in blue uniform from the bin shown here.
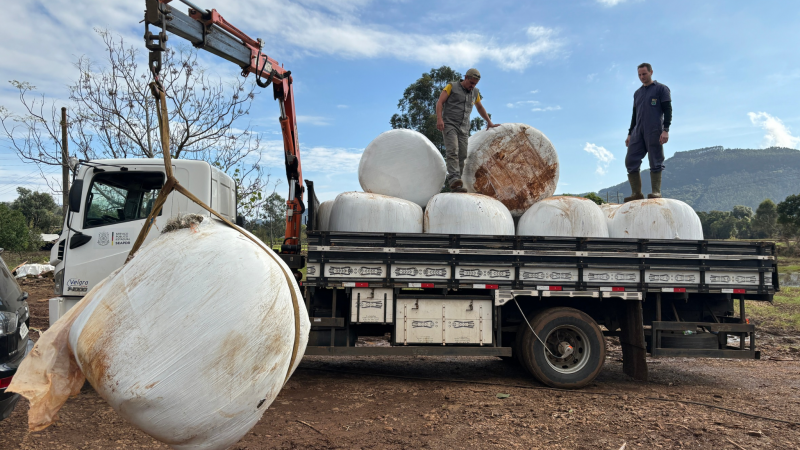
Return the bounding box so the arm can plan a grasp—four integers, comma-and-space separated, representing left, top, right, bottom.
624, 63, 672, 202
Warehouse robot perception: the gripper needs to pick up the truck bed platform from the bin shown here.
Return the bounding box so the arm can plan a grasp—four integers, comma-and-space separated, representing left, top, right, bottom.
305, 232, 778, 298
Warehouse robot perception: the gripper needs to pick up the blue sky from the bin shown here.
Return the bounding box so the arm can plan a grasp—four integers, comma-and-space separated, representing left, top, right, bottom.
1, 0, 799, 204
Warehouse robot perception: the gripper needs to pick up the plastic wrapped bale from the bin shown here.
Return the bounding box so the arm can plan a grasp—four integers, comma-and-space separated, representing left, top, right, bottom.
66, 216, 310, 450
14, 263, 55, 278
609, 198, 704, 240
358, 129, 446, 208
517, 196, 609, 237
424, 193, 514, 235
462, 123, 559, 216
316, 200, 334, 231
599, 203, 622, 230
328, 192, 423, 233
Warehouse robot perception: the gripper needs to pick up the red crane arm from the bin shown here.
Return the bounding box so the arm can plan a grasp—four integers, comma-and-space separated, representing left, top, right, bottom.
144, 0, 305, 273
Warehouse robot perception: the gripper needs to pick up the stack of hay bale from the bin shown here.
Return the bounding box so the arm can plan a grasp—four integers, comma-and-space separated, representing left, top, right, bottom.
318, 123, 703, 240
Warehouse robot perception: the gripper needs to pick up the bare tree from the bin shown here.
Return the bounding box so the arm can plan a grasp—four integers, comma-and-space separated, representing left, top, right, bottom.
0, 29, 272, 217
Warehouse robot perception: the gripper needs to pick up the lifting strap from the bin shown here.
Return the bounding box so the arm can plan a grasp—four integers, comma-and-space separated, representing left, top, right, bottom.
127, 81, 302, 385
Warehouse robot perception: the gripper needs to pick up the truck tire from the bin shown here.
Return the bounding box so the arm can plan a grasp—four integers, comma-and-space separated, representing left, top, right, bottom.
518, 307, 606, 389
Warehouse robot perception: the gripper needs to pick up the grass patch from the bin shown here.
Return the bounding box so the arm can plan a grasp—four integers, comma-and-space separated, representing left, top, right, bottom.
1, 251, 51, 270
744, 287, 800, 333
778, 256, 800, 274
781, 265, 800, 274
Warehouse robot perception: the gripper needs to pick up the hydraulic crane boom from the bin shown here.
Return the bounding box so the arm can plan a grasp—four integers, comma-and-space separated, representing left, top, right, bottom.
143, 0, 305, 275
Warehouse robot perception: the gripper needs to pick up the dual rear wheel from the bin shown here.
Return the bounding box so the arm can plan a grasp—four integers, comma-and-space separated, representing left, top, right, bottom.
515, 307, 606, 389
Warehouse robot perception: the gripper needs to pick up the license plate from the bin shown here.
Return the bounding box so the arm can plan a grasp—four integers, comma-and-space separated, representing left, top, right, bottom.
19, 322, 28, 340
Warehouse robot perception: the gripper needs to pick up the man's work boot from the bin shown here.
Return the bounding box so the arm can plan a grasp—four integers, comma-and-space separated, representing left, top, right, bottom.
648, 171, 662, 199
449, 178, 467, 193
623, 172, 645, 203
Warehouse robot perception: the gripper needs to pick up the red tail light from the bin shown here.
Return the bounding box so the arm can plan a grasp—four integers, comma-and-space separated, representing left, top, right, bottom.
0, 376, 13, 389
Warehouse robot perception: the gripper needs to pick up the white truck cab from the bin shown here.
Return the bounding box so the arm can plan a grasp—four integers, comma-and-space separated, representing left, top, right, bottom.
49, 159, 236, 325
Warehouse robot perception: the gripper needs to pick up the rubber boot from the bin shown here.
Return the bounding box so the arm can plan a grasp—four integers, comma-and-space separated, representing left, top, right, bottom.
648, 171, 662, 199
624, 172, 644, 203
449, 178, 467, 193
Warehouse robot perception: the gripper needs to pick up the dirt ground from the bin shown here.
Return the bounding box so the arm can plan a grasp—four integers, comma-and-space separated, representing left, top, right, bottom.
4, 277, 800, 450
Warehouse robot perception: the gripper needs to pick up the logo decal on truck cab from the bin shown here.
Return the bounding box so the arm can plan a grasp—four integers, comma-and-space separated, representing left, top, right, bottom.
66, 278, 89, 293
97, 231, 132, 247
113, 232, 131, 245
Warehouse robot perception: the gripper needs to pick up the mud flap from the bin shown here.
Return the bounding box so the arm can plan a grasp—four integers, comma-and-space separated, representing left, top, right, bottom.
620, 300, 648, 381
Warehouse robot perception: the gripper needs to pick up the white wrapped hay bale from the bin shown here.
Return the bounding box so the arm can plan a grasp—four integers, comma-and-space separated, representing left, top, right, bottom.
463, 123, 559, 216
14, 263, 55, 278
424, 193, 514, 235
358, 129, 446, 208
517, 196, 609, 237
609, 198, 704, 240
599, 203, 622, 230
316, 200, 334, 231
328, 192, 423, 233
67, 216, 310, 450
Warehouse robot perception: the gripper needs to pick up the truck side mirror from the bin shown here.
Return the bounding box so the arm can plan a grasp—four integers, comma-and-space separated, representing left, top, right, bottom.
69, 180, 84, 213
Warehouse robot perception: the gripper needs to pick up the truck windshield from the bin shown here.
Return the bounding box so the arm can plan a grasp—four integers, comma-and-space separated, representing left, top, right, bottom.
84, 172, 164, 228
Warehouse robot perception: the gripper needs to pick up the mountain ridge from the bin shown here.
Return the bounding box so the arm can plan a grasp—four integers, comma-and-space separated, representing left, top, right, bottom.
594, 146, 800, 211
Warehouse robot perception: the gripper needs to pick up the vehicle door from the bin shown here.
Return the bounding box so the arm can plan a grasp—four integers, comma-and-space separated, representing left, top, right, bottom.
61, 168, 171, 297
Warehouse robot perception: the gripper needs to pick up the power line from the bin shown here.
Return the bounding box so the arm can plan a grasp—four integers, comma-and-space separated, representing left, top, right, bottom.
0, 168, 61, 197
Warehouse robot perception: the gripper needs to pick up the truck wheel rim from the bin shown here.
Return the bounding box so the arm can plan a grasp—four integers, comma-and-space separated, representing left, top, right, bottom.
543, 325, 590, 374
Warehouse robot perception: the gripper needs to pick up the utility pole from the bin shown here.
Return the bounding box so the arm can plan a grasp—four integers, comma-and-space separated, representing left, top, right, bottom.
61, 107, 69, 215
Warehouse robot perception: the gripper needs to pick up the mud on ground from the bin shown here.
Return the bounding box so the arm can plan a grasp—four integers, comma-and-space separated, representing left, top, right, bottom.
4, 278, 800, 450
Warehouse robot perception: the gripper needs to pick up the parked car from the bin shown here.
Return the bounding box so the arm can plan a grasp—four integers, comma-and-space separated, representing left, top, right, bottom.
0, 248, 34, 420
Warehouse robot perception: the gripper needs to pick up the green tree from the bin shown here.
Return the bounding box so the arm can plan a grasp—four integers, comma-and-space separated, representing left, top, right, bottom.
751, 199, 778, 239
698, 210, 737, 239
261, 192, 286, 247
777, 193, 800, 255
731, 205, 753, 220
730, 205, 753, 239
390, 66, 486, 159
10, 187, 62, 233
583, 192, 605, 205
0, 204, 31, 253
777, 194, 800, 229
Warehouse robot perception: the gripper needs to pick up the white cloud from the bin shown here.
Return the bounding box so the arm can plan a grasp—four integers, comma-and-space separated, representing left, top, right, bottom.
583, 142, 615, 175
747, 112, 800, 149
336, 104, 349, 109
597, 0, 627, 6
302, 146, 363, 173
532, 105, 561, 112
507, 100, 540, 108
257, 139, 363, 174
529, 90, 539, 94
297, 115, 332, 126
224, 4, 563, 71
587, 73, 598, 82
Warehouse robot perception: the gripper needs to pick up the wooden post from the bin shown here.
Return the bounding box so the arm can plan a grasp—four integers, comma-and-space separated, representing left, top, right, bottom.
60, 107, 69, 215
620, 300, 648, 381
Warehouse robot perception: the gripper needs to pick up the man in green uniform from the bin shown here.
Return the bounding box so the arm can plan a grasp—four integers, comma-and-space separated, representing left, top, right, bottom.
436, 68, 499, 192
